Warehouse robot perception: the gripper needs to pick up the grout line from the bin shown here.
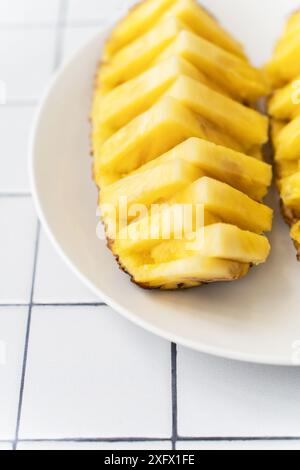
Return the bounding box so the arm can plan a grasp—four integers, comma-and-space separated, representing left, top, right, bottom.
0, 303, 106, 308
13, 222, 40, 450
0, 193, 31, 198
17, 437, 171, 444
171, 343, 178, 451
177, 436, 300, 442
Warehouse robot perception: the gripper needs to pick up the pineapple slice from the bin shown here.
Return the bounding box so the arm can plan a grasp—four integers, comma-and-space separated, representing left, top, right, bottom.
128, 255, 249, 289
98, 17, 189, 88
265, 30, 300, 86
268, 76, 300, 120
92, 56, 223, 133
93, 72, 268, 149
172, 177, 273, 234
151, 224, 270, 265
132, 138, 272, 201
280, 172, 300, 216
100, 159, 203, 234
103, 0, 175, 59
276, 159, 299, 180
166, 75, 268, 149
154, 30, 270, 102
94, 96, 243, 185
114, 203, 220, 255
104, 0, 246, 61
275, 115, 300, 161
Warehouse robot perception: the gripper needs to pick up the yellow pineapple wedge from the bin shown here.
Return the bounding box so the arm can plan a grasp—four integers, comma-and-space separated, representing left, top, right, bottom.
103, 0, 246, 61
154, 30, 270, 102
93, 72, 268, 150
151, 224, 270, 265
131, 138, 272, 202
92, 0, 272, 289
121, 254, 249, 290
94, 96, 244, 186
267, 12, 300, 259
171, 177, 273, 234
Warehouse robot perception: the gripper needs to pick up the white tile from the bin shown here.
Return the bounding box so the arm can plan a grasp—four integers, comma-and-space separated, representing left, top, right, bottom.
0, 106, 35, 193
62, 27, 100, 62
0, 307, 28, 440
0, 443, 13, 450
176, 440, 300, 451
18, 440, 172, 450
0, 198, 37, 303
67, 0, 137, 22
34, 231, 100, 304
0, 28, 56, 101
0, 0, 60, 23
19, 306, 172, 439
178, 349, 300, 438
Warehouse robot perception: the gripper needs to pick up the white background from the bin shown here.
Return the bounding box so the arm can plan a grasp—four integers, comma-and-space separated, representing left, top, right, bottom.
0, 0, 300, 451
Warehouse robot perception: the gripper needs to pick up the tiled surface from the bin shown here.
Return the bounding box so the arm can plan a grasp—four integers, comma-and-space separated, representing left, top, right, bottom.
0, 0, 60, 23
177, 348, 300, 438
0, 198, 37, 303
62, 26, 100, 61
18, 306, 172, 439
34, 231, 100, 304
1, 0, 300, 452
0, 443, 13, 451
0, 28, 56, 101
0, 106, 36, 193
0, 307, 27, 440
176, 440, 300, 451
17, 441, 172, 450
67, 0, 137, 23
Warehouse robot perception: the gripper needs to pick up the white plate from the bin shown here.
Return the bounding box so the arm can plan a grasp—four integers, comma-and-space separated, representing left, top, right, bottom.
30, 0, 300, 366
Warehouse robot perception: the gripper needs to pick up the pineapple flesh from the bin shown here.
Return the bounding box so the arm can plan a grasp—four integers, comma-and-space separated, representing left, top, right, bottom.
92, 0, 273, 289
267, 13, 300, 259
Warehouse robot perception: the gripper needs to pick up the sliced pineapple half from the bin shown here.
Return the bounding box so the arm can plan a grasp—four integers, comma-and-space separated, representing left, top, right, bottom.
92, 0, 272, 289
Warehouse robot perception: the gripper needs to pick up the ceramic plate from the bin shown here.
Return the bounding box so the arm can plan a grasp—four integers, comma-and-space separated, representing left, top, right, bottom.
30, 0, 300, 365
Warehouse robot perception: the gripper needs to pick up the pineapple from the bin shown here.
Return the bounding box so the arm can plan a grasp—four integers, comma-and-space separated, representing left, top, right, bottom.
104, 0, 246, 61
91, 0, 273, 289
267, 12, 300, 259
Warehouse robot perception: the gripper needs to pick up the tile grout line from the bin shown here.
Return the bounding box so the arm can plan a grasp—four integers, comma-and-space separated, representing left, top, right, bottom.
171, 343, 178, 450
13, 222, 40, 449
13, 0, 69, 450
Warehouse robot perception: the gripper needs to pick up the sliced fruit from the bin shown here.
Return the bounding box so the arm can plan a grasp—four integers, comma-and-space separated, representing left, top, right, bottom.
265, 30, 300, 86
172, 177, 273, 234
279, 172, 300, 216
151, 223, 270, 265
104, 0, 246, 61
98, 17, 189, 88
114, 203, 220, 255
268, 76, 300, 120
276, 159, 299, 180
275, 115, 300, 161
132, 138, 272, 201
100, 159, 203, 234
154, 30, 270, 102
166, 75, 268, 149
92, 56, 222, 132
127, 255, 248, 289
103, 0, 175, 59
94, 96, 243, 185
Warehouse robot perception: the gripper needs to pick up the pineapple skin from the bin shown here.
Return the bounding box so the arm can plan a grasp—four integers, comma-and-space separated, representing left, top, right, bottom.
92, 0, 272, 290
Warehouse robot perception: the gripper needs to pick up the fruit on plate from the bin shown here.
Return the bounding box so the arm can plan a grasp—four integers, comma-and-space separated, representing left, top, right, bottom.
92, 0, 273, 289
267, 12, 300, 260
